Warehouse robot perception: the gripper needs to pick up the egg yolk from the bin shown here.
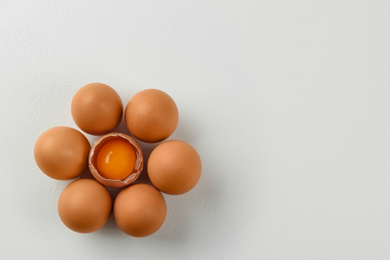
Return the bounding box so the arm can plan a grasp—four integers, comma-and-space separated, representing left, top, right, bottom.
96, 139, 136, 180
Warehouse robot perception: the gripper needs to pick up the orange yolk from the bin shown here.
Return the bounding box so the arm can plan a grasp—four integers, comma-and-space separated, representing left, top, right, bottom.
96, 139, 136, 180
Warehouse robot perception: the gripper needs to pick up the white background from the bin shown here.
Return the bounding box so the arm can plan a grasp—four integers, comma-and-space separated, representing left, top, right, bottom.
1, 0, 389, 259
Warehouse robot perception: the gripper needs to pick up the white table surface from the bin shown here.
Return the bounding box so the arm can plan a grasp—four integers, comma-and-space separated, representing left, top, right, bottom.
1, 1, 389, 259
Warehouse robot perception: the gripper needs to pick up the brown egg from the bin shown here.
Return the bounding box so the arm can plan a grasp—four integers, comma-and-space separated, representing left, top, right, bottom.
71, 83, 123, 135
34, 126, 90, 180
148, 140, 201, 195
114, 183, 167, 237
58, 179, 112, 233
125, 89, 178, 143
89, 133, 143, 188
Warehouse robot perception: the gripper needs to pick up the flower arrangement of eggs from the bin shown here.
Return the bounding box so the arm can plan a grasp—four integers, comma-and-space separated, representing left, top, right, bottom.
34, 83, 202, 237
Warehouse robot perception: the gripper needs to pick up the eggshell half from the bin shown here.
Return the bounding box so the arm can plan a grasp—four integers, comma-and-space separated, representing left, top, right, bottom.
89, 133, 144, 188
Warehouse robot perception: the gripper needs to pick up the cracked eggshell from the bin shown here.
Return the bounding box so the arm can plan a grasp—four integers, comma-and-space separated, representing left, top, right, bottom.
89, 133, 144, 188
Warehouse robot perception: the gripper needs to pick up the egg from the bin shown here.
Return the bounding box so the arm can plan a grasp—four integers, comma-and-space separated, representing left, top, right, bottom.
89, 133, 143, 188
114, 183, 167, 237
125, 89, 178, 143
58, 179, 112, 233
71, 83, 123, 135
34, 126, 90, 180
148, 140, 201, 195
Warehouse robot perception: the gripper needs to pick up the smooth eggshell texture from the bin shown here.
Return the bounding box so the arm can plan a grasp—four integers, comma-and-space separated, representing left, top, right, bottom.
71, 83, 123, 135
34, 126, 91, 180
125, 89, 178, 143
58, 179, 112, 233
114, 183, 167, 237
148, 140, 202, 195
89, 133, 144, 188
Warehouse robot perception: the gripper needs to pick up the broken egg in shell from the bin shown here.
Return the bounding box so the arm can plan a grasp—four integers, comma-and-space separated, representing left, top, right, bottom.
89, 133, 144, 188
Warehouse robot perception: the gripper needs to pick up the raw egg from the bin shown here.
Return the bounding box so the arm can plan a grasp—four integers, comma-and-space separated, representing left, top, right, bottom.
71, 83, 123, 135
58, 179, 112, 233
125, 89, 178, 143
148, 140, 202, 195
34, 126, 90, 180
89, 133, 143, 188
114, 183, 167, 237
